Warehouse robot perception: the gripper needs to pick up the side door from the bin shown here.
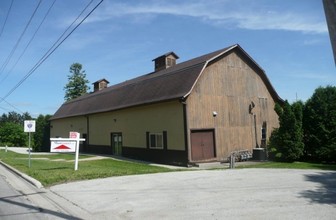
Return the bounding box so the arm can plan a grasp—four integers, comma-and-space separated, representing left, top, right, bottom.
111, 133, 122, 156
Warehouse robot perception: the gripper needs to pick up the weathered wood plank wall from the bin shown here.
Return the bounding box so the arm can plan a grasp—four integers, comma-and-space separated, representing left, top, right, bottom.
186, 50, 279, 161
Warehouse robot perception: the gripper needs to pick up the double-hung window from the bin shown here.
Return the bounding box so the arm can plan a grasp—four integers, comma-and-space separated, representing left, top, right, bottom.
149, 133, 163, 149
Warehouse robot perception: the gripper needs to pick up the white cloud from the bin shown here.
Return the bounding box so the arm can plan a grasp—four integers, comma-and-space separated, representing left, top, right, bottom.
86, 0, 327, 34
303, 38, 323, 45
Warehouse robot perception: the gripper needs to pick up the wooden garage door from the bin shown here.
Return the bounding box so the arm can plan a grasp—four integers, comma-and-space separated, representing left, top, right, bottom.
191, 130, 215, 161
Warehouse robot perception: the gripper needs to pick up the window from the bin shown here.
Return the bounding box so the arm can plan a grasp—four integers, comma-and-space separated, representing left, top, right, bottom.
149, 133, 163, 149
166, 57, 175, 67
261, 122, 267, 140
261, 122, 267, 148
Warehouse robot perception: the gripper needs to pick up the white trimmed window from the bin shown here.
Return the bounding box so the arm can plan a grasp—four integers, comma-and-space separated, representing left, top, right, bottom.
149, 133, 163, 149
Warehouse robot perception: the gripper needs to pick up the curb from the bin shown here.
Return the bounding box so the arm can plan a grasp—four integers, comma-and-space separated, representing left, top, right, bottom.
0, 160, 43, 189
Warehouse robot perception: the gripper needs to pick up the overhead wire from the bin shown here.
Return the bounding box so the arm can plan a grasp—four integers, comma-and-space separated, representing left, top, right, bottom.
0, 0, 42, 77
0, 0, 14, 40
0, 0, 104, 106
0, 98, 24, 114
0, 0, 57, 85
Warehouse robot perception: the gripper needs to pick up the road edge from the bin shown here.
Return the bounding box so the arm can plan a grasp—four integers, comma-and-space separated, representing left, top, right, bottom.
0, 160, 43, 189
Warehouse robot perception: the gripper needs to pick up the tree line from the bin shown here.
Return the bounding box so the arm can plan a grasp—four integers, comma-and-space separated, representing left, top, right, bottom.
0, 63, 88, 152
0, 112, 51, 152
268, 85, 336, 163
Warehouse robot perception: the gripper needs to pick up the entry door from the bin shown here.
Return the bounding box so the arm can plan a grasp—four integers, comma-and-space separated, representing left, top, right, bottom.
111, 133, 122, 156
191, 130, 215, 161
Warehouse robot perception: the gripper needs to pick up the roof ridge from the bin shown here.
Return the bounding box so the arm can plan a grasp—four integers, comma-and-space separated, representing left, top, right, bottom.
61, 45, 236, 106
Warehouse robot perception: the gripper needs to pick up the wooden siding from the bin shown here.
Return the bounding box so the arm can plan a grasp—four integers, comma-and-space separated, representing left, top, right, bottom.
186, 51, 279, 162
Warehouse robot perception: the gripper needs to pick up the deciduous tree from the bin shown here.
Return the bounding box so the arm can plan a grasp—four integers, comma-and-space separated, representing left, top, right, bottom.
268, 101, 304, 161
303, 86, 336, 162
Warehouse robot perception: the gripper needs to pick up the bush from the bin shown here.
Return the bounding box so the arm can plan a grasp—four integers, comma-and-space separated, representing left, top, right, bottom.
0, 122, 27, 146
267, 101, 304, 161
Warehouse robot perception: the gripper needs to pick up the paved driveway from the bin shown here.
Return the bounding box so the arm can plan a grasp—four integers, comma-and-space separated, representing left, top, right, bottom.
50, 169, 336, 220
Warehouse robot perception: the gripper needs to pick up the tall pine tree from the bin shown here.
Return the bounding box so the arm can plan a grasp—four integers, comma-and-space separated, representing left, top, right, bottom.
64, 63, 90, 101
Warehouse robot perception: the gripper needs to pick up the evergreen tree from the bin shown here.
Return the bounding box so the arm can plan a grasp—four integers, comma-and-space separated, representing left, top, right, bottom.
33, 114, 51, 152
64, 63, 90, 101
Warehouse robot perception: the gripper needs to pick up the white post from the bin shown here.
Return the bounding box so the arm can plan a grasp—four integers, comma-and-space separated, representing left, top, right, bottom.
74, 134, 80, 171
5, 145, 7, 152
28, 132, 31, 168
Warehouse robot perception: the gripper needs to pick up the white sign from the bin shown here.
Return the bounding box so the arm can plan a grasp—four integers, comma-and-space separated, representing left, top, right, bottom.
50, 134, 85, 171
50, 140, 76, 152
24, 120, 36, 132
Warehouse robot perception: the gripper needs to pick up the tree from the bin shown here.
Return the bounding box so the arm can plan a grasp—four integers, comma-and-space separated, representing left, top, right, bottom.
64, 63, 90, 101
303, 86, 336, 162
33, 114, 52, 152
0, 122, 27, 146
268, 101, 304, 161
0, 111, 32, 125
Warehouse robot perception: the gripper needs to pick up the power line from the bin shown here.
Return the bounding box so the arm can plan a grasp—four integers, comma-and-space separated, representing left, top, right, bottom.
0, 98, 24, 114
0, 0, 57, 85
0, 0, 104, 105
0, 0, 42, 77
0, 0, 14, 40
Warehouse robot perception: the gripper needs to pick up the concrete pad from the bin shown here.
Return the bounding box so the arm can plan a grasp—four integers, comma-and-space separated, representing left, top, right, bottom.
51, 169, 336, 219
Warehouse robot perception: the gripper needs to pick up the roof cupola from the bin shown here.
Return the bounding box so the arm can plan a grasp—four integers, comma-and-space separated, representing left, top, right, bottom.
152, 52, 179, 71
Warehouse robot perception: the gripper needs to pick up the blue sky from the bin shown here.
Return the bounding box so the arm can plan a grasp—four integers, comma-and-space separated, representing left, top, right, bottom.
0, 0, 334, 117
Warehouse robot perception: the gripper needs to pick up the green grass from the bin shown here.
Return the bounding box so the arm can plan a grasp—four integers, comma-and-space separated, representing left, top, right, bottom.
237, 161, 336, 170
0, 149, 174, 187
2, 149, 335, 187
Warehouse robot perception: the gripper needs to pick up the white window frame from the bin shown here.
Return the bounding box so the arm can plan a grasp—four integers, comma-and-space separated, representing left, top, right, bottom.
149, 133, 163, 149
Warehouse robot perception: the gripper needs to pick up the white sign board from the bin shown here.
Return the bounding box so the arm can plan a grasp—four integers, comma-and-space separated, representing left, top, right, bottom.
24, 120, 36, 132
50, 140, 76, 152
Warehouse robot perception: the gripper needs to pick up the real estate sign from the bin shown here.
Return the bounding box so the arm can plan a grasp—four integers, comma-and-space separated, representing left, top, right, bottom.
50, 132, 85, 170
50, 140, 76, 153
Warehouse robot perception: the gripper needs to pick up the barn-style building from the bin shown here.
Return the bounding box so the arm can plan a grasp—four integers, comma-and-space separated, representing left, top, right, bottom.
50, 44, 283, 166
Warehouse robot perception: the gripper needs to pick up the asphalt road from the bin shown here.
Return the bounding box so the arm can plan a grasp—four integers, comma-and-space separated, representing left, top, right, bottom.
0, 164, 87, 220
51, 168, 336, 220
0, 174, 46, 220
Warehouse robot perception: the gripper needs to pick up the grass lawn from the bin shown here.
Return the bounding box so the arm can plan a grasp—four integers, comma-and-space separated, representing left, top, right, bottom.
1, 149, 335, 187
0, 149, 174, 187
237, 161, 336, 170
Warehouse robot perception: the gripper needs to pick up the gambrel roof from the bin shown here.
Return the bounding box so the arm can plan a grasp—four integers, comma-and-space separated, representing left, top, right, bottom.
51, 44, 283, 120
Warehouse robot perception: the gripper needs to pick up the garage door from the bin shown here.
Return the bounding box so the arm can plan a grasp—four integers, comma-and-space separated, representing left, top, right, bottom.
191, 130, 215, 161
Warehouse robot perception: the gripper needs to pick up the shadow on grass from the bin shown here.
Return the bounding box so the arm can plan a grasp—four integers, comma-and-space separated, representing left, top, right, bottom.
300, 171, 336, 205
40, 167, 70, 171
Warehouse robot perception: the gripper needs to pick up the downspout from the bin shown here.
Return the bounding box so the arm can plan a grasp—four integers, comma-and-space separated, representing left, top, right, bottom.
254, 114, 259, 148
86, 115, 90, 150
181, 99, 190, 166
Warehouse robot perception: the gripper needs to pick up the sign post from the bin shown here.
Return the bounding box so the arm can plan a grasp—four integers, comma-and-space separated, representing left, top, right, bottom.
50, 132, 85, 171
24, 120, 36, 168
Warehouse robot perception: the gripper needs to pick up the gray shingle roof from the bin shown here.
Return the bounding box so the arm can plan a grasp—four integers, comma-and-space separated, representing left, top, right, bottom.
51, 44, 282, 120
